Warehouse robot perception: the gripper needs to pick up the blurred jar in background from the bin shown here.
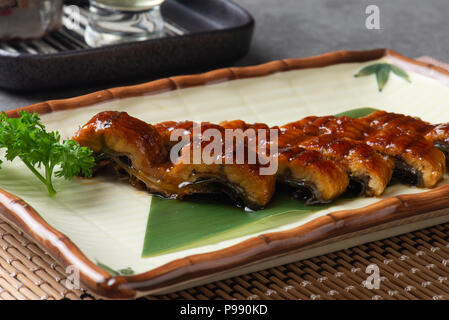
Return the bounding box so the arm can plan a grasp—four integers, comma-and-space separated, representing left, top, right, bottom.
0, 0, 63, 40
85, 0, 165, 47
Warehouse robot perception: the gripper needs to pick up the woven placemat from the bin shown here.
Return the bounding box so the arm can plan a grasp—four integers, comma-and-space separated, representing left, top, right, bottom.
1, 216, 449, 300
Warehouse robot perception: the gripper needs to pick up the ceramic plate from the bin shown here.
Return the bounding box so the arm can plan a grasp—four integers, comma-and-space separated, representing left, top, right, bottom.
2, 49, 449, 298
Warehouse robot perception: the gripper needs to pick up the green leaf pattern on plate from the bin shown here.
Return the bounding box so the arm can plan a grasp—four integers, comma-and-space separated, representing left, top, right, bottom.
96, 260, 135, 276
354, 63, 410, 92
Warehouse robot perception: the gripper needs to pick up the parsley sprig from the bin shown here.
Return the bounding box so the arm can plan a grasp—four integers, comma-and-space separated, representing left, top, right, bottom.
0, 111, 95, 196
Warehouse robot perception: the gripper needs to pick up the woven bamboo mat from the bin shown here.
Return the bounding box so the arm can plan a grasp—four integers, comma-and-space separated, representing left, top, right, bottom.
1, 216, 449, 300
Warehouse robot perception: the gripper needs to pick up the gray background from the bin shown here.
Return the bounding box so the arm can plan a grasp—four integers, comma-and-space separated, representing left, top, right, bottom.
1, 0, 448, 110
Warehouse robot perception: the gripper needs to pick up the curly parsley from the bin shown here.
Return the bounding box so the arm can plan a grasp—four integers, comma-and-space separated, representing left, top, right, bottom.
0, 111, 95, 196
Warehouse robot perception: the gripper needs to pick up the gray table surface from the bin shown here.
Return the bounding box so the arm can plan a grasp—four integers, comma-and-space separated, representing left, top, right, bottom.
1, 0, 448, 111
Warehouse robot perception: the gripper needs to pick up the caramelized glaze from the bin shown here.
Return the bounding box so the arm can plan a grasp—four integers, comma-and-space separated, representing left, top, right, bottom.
362, 110, 449, 155
73, 110, 449, 210
283, 111, 446, 188
220, 120, 349, 204
278, 125, 394, 196
73, 111, 276, 209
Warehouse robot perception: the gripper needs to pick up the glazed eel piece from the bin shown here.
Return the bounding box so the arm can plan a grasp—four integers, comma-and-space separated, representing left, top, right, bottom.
278, 125, 394, 197
361, 110, 449, 156
222, 119, 393, 197
72, 111, 276, 210
283, 114, 446, 188
220, 120, 349, 204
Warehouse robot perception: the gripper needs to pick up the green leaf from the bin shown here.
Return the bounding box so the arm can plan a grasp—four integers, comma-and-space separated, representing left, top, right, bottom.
335, 107, 378, 119
376, 64, 391, 92
96, 261, 135, 276
0, 111, 94, 196
96, 261, 120, 276
54, 140, 95, 180
142, 190, 330, 257
390, 65, 411, 82
142, 108, 377, 257
354, 63, 410, 92
354, 64, 380, 77
117, 267, 135, 275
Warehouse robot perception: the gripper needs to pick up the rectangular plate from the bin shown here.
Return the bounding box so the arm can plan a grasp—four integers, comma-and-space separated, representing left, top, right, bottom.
0, 0, 253, 90
1, 49, 449, 299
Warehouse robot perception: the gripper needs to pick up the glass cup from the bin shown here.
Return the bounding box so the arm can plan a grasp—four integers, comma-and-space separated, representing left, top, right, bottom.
84, 0, 165, 47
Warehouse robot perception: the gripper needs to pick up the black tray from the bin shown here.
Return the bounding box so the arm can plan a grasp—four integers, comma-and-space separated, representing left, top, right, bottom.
0, 0, 254, 91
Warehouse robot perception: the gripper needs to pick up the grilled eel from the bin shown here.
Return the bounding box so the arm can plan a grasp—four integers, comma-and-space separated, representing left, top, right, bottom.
220, 120, 349, 204
361, 110, 449, 155
221, 119, 394, 198
278, 128, 394, 197
72, 111, 276, 210
73, 110, 448, 209
283, 114, 446, 188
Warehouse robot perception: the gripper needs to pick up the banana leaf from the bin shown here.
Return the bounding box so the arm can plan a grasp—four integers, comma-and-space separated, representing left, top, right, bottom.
142, 108, 377, 257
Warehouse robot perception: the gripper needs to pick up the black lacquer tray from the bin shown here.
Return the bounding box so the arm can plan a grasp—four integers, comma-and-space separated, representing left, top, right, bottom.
0, 0, 254, 91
